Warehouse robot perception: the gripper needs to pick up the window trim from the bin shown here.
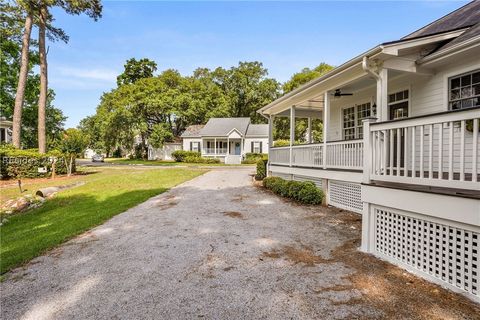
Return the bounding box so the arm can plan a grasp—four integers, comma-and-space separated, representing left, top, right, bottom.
447, 68, 480, 111
443, 64, 480, 111
387, 88, 410, 120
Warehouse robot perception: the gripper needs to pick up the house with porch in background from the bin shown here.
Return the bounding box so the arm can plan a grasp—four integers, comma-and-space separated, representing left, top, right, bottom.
0, 117, 13, 144
259, 1, 479, 302
181, 118, 268, 164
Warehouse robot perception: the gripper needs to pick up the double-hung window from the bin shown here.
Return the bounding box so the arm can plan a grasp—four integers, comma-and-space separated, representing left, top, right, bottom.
343, 102, 375, 140
449, 70, 480, 110
252, 141, 262, 153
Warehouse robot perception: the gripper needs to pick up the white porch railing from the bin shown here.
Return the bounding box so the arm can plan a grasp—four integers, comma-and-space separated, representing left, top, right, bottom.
325, 140, 363, 170
292, 144, 324, 167
367, 107, 480, 190
203, 148, 227, 155
269, 141, 363, 170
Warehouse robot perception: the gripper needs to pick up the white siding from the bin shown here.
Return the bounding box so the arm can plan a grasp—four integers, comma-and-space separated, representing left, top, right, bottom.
182, 138, 202, 151
244, 137, 269, 154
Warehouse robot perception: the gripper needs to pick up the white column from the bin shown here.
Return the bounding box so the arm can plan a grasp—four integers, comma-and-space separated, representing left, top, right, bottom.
362, 118, 377, 184
227, 137, 230, 155
268, 115, 274, 150
307, 117, 312, 144
323, 92, 330, 169
376, 68, 388, 121
289, 106, 295, 167
214, 138, 217, 156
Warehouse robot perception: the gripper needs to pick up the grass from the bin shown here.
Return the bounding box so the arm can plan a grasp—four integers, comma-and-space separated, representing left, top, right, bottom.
105, 158, 254, 166
0, 166, 205, 274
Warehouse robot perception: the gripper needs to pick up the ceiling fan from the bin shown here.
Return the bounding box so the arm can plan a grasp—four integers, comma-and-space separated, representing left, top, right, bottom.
332, 89, 353, 97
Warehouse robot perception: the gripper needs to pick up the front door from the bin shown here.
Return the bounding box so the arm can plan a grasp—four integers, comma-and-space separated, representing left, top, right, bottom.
389, 101, 408, 171
235, 142, 241, 155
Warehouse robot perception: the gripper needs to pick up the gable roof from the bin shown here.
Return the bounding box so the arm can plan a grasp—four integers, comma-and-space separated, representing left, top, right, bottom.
246, 124, 268, 137
402, 1, 480, 40
180, 124, 204, 138
199, 118, 251, 136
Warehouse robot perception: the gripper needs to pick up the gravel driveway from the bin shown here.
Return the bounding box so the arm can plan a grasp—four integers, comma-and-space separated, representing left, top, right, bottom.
1, 168, 479, 320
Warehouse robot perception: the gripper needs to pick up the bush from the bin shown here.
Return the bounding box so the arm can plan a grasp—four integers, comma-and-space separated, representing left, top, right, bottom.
262, 176, 323, 205
171, 150, 201, 162
242, 152, 267, 164
0, 147, 70, 179
255, 158, 268, 180
183, 155, 220, 164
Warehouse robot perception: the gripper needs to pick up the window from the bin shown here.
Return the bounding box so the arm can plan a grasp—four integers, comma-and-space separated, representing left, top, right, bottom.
449, 70, 480, 110
252, 141, 262, 153
190, 141, 200, 151
388, 89, 409, 120
343, 102, 375, 140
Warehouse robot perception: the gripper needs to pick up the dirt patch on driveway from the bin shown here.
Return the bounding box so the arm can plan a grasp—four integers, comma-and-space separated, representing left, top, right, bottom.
223, 211, 244, 219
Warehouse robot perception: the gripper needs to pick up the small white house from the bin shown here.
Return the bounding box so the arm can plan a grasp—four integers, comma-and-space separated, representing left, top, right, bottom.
181, 118, 269, 164
0, 117, 13, 144
148, 142, 182, 161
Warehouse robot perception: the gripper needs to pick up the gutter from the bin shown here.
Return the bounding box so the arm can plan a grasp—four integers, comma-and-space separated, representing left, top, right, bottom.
257, 45, 383, 115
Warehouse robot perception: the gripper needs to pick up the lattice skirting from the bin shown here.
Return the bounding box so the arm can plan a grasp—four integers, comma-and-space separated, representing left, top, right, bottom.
328, 180, 362, 213
373, 205, 479, 301
292, 175, 323, 189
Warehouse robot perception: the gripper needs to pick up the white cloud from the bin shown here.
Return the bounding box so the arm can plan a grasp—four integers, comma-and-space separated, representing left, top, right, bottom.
55, 66, 118, 82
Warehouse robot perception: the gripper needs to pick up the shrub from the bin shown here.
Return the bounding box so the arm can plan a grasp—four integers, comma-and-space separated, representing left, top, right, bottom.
262, 176, 323, 205
255, 158, 268, 180
183, 155, 220, 164
0, 147, 69, 180
243, 153, 268, 164
171, 150, 201, 162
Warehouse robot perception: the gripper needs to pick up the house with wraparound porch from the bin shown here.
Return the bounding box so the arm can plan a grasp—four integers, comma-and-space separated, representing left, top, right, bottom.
259, 1, 480, 302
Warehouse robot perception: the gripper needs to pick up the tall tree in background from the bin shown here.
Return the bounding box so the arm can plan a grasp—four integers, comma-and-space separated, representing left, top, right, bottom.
37, 0, 102, 153
282, 62, 334, 93
11, 1, 35, 148
117, 58, 158, 86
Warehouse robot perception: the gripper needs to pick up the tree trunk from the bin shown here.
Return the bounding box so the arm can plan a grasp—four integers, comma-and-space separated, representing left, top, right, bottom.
38, 5, 48, 154
12, 13, 34, 148
68, 155, 74, 177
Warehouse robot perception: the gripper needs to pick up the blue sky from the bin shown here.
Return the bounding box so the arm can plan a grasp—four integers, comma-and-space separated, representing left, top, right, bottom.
47, 0, 469, 128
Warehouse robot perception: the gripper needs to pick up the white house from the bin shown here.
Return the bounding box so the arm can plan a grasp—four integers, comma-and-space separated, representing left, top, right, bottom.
0, 117, 13, 144
181, 118, 269, 164
259, 2, 480, 302
147, 142, 182, 161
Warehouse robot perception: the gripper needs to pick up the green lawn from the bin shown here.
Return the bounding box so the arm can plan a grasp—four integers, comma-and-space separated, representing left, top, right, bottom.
105, 158, 254, 166
0, 167, 205, 274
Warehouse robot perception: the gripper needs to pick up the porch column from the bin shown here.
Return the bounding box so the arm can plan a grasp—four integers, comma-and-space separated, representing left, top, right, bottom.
323, 92, 330, 169
227, 137, 230, 155
214, 137, 217, 157
376, 68, 388, 121
362, 117, 377, 184
307, 117, 312, 144
289, 106, 295, 167
268, 115, 274, 150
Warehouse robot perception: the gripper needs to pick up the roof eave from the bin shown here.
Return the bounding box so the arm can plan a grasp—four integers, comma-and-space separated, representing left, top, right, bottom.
419, 35, 480, 64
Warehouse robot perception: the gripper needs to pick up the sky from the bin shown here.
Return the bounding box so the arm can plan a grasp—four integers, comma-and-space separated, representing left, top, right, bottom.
46, 0, 470, 128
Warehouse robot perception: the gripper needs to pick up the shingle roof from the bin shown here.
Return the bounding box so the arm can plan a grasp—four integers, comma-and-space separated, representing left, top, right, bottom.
199, 118, 251, 136
180, 125, 205, 137
246, 124, 268, 137
402, 1, 480, 40
433, 21, 480, 52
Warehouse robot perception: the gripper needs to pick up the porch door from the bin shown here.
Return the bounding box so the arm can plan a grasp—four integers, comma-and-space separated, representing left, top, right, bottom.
234, 142, 241, 155
389, 101, 408, 171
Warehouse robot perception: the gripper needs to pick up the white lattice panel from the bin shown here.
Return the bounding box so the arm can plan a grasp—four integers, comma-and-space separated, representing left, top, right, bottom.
271, 172, 292, 180
374, 207, 479, 299
292, 175, 323, 189
328, 181, 362, 213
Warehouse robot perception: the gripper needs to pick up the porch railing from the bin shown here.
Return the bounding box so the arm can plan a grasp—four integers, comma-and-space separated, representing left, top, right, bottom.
202, 148, 227, 155
269, 141, 363, 170
366, 107, 479, 190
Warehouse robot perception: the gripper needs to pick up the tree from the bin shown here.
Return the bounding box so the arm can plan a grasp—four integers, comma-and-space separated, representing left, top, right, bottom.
58, 128, 88, 176
117, 58, 157, 86
0, 1, 66, 149
9, 1, 35, 148
282, 63, 334, 93
149, 123, 174, 149
37, 0, 102, 153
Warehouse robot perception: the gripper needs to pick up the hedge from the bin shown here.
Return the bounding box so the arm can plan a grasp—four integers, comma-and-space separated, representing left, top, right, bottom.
262, 176, 323, 205
0, 147, 71, 179
255, 158, 268, 180
171, 150, 201, 162
242, 152, 267, 164
183, 155, 220, 164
